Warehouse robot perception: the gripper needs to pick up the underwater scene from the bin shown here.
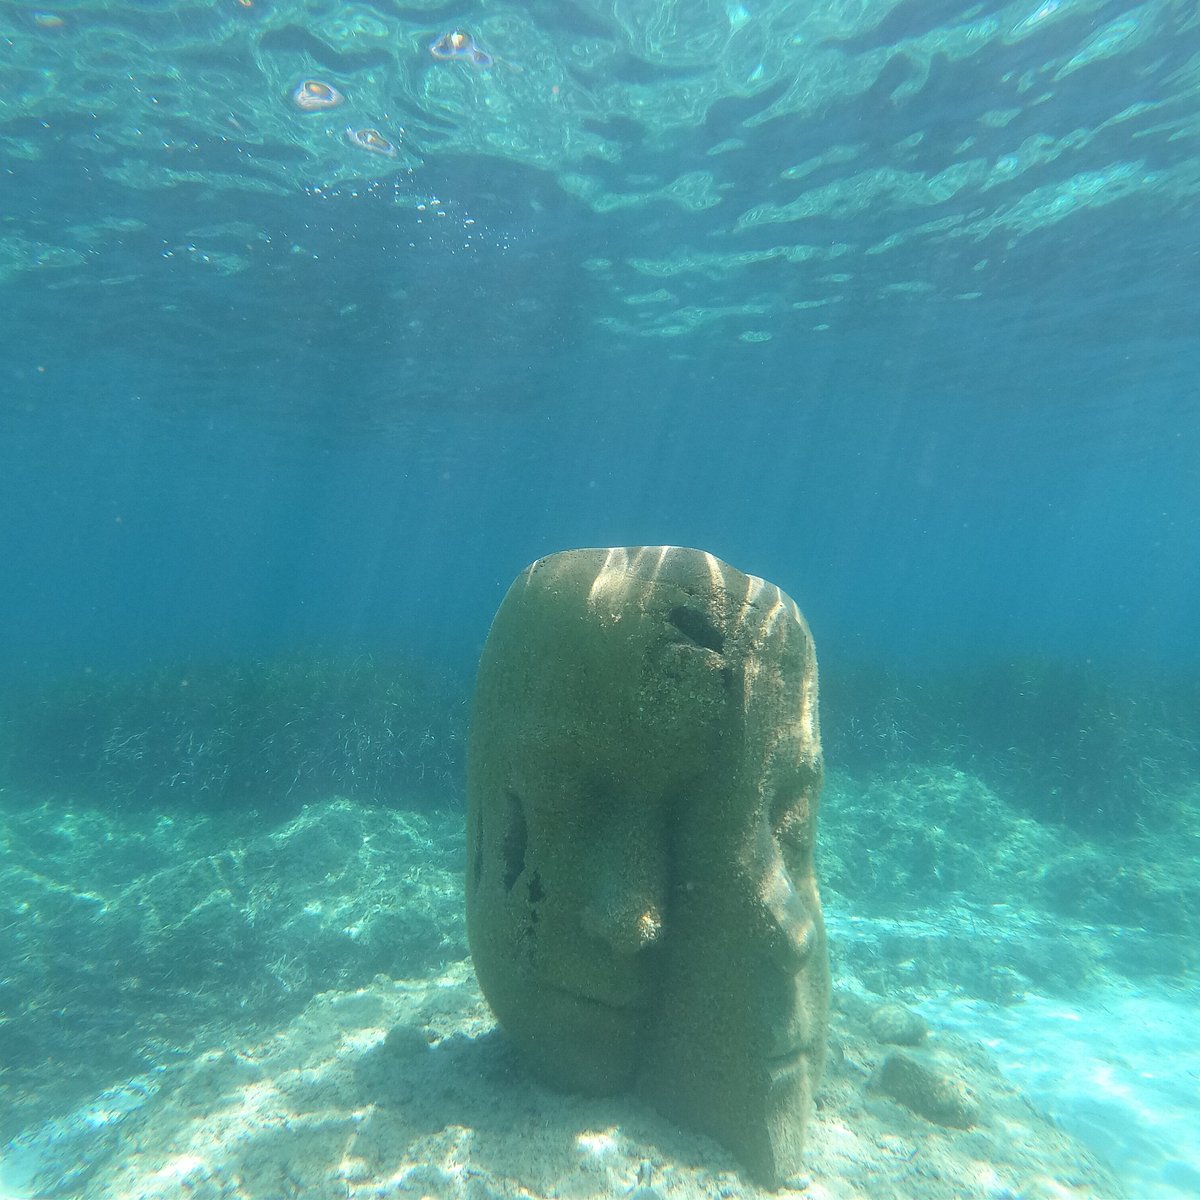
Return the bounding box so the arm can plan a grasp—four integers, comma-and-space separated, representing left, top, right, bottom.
1, 0, 1198, 1197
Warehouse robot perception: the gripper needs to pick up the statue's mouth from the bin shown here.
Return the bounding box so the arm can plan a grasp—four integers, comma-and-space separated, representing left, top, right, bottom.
765, 1042, 815, 1076
542, 979, 643, 1013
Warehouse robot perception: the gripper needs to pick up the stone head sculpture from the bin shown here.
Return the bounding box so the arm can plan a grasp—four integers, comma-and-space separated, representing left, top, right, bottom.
466, 546, 829, 1187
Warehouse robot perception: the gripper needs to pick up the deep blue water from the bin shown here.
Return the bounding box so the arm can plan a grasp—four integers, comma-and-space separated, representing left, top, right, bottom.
4, 352, 1198, 680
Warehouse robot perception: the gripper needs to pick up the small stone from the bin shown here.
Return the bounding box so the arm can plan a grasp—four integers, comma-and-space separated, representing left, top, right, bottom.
870, 1003, 928, 1046
871, 1050, 980, 1128
383, 1022, 431, 1059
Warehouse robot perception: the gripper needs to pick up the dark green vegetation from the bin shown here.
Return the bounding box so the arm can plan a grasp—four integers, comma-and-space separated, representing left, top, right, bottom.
0, 652, 467, 812
821, 658, 1200, 836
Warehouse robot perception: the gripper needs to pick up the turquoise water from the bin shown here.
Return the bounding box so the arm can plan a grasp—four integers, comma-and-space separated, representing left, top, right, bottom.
1, 1, 1197, 1197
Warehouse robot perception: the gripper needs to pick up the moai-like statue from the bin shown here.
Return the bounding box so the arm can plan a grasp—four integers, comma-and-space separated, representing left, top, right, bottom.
466, 546, 829, 1187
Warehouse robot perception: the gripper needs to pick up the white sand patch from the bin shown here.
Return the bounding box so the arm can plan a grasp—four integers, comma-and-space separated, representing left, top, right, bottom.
918, 982, 1200, 1200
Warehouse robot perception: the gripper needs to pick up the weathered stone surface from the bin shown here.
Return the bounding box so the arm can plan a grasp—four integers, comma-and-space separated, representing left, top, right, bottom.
466, 546, 830, 1187
870, 1003, 929, 1046
871, 1050, 980, 1128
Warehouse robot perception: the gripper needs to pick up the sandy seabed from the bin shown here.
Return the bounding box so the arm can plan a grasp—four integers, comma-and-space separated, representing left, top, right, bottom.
2, 960, 1123, 1200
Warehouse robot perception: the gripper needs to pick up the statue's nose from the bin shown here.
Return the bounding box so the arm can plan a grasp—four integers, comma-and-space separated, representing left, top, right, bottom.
763, 860, 821, 970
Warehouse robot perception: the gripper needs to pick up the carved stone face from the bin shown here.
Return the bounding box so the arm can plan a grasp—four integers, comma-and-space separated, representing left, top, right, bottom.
466, 546, 829, 1186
